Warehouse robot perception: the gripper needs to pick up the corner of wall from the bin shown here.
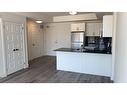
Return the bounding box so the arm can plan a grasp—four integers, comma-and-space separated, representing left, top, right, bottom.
111, 12, 117, 81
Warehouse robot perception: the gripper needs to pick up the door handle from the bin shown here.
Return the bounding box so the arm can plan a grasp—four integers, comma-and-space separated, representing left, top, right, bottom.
15, 49, 19, 51
13, 49, 16, 51
13, 49, 19, 51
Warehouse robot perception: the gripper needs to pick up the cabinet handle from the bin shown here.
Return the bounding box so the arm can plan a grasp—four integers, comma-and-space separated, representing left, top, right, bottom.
99, 28, 102, 37
32, 43, 35, 46
93, 32, 95, 35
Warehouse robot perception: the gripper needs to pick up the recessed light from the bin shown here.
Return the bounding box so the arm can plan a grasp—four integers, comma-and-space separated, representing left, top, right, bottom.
69, 11, 77, 15
36, 20, 43, 23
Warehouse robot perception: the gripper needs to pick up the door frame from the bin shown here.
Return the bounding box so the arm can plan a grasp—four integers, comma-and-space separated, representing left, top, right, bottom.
0, 18, 7, 77
0, 18, 29, 77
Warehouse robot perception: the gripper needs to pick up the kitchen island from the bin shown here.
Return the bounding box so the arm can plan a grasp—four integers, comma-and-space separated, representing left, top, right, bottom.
55, 48, 112, 77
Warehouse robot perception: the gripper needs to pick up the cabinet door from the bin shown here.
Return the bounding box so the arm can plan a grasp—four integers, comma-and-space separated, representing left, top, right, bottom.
57, 52, 82, 73
103, 15, 113, 37
86, 23, 94, 36
82, 53, 112, 77
94, 23, 102, 36
71, 23, 85, 31
86, 22, 102, 36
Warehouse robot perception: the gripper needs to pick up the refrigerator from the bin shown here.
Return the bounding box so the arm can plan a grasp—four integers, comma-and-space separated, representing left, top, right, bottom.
71, 31, 85, 49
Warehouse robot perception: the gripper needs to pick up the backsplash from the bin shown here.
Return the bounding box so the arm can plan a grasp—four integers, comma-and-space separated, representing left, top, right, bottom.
84, 36, 112, 53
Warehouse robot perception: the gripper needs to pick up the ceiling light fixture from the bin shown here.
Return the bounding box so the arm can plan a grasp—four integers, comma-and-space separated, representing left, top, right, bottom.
69, 11, 77, 15
36, 20, 43, 23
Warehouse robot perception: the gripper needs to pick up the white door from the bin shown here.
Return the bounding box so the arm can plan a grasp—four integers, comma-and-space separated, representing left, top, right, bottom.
30, 23, 43, 59
4, 21, 25, 75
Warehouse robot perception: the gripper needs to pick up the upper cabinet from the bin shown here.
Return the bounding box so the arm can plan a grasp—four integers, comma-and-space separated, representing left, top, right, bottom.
103, 15, 113, 37
86, 22, 102, 36
71, 23, 85, 31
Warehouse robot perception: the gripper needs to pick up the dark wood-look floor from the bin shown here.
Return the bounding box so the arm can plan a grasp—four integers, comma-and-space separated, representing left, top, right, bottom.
0, 56, 113, 83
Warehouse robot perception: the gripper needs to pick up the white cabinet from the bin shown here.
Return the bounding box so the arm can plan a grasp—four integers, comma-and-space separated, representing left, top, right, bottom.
103, 15, 113, 37
82, 53, 112, 76
57, 52, 82, 73
86, 22, 102, 36
71, 23, 85, 31
56, 51, 112, 77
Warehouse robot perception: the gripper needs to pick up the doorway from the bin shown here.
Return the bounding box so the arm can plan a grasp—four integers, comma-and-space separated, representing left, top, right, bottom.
4, 21, 25, 75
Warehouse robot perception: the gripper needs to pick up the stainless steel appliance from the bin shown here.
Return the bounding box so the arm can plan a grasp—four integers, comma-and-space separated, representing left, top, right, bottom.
71, 31, 85, 49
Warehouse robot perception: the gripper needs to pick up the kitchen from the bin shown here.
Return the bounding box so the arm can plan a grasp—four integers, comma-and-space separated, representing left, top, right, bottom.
0, 12, 127, 83
25, 12, 114, 82
1, 0, 127, 94
54, 14, 113, 78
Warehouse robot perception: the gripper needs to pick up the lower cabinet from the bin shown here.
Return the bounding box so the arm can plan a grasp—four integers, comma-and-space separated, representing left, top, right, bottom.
56, 51, 112, 77
57, 52, 83, 73
82, 53, 112, 76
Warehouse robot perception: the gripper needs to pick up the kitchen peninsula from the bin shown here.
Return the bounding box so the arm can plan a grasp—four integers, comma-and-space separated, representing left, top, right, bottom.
54, 15, 113, 78
55, 48, 112, 77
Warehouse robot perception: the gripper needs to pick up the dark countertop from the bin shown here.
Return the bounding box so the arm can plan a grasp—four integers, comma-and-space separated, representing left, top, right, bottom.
54, 48, 112, 54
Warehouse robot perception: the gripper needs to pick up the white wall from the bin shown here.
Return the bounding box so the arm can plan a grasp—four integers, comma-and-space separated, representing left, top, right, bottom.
111, 13, 117, 80
114, 12, 127, 82
0, 20, 2, 74
44, 22, 71, 56
27, 18, 44, 60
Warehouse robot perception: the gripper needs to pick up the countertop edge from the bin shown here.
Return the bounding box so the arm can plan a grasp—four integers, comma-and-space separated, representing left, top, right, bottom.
54, 48, 112, 55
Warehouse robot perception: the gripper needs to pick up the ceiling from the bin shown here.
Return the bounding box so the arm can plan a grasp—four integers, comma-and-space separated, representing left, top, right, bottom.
14, 12, 113, 22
